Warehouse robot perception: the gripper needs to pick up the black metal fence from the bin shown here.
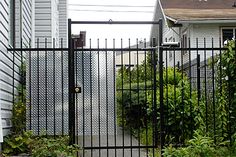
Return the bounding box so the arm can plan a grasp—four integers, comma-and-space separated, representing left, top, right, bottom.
12, 39, 69, 136
7, 22, 236, 157
161, 38, 235, 147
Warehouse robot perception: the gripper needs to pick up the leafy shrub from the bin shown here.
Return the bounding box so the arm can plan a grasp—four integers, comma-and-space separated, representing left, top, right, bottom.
116, 81, 153, 130
12, 62, 26, 134
2, 132, 81, 157
214, 40, 236, 141
31, 136, 80, 157
116, 65, 200, 145
162, 130, 230, 157
2, 131, 33, 156
150, 68, 199, 144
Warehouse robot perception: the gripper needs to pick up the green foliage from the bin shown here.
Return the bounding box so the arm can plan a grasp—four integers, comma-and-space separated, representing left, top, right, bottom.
116, 81, 153, 130
2, 62, 28, 156
12, 87, 26, 134
214, 40, 236, 138
116, 63, 199, 145
31, 136, 80, 157
162, 130, 231, 157
195, 40, 236, 143
152, 68, 199, 144
12, 62, 26, 134
2, 132, 81, 157
2, 131, 33, 156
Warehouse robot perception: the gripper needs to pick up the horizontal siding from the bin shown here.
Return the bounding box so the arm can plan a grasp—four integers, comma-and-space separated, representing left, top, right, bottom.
35, 0, 52, 47
15, 0, 32, 48
22, 0, 33, 47
0, 0, 11, 138
15, 0, 20, 48
58, 0, 67, 48
0, 0, 32, 141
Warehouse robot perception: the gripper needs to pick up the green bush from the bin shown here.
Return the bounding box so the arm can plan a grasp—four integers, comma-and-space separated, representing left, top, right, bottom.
116, 65, 199, 145
154, 68, 199, 144
31, 136, 80, 157
214, 40, 236, 140
2, 131, 33, 156
116, 81, 153, 130
2, 132, 81, 157
162, 130, 232, 157
12, 62, 26, 134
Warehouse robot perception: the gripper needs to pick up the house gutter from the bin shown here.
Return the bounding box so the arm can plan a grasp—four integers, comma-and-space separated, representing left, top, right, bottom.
167, 17, 236, 24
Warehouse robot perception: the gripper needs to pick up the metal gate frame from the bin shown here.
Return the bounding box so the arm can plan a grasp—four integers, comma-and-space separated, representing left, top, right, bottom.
67, 19, 165, 152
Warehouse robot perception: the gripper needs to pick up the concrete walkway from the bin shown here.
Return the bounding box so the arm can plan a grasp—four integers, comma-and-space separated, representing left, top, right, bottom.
77, 127, 149, 157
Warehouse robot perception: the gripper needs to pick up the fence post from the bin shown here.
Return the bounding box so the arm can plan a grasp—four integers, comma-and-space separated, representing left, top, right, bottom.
68, 19, 75, 145
197, 54, 201, 105
159, 18, 164, 156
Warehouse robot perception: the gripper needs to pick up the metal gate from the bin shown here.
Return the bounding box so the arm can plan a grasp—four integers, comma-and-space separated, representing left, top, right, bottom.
68, 19, 164, 157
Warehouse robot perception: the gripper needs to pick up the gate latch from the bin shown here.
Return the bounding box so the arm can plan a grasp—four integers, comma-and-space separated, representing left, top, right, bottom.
74, 87, 81, 93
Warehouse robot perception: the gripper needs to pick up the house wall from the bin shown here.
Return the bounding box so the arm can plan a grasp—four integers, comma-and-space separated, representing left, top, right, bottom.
58, 0, 68, 48
116, 51, 146, 69
165, 23, 236, 67
35, 0, 59, 47
0, 0, 33, 143
162, 26, 180, 67
150, 0, 165, 42
0, 0, 12, 140
15, 0, 33, 47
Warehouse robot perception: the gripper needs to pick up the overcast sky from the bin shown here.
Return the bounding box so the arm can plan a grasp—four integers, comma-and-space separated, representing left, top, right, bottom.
68, 0, 156, 47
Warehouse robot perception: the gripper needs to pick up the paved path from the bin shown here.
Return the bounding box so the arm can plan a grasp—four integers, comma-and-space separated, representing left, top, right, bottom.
77, 127, 149, 157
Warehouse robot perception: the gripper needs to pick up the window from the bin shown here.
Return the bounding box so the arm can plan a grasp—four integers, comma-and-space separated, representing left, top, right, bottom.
168, 37, 173, 61
222, 28, 236, 45
182, 34, 188, 55
169, 51, 173, 61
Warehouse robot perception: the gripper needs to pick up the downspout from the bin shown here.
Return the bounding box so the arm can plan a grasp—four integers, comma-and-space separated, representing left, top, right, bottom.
13, 0, 15, 48
31, 0, 35, 47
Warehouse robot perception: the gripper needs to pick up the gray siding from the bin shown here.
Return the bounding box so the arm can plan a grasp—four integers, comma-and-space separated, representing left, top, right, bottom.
0, 0, 32, 141
35, 0, 60, 47
15, 0, 33, 47
0, 0, 13, 139
150, 0, 166, 43
58, 0, 67, 48
35, 0, 52, 43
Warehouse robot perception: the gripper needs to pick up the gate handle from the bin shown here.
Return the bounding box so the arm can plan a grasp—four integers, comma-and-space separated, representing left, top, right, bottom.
74, 87, 81, 93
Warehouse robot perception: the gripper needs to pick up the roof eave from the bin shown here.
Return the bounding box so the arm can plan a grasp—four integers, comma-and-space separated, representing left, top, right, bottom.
166, 16, 183, 27
174, 19, 236, 24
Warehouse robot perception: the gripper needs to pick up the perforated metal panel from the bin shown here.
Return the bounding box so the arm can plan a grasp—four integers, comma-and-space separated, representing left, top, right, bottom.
26, 51, 69, 135
76, 51, 116, 136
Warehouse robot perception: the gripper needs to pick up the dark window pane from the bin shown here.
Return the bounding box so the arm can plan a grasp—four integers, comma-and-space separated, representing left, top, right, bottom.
222, 29, 233, 43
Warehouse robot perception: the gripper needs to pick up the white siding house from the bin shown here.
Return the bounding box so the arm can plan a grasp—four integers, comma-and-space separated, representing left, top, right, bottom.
58, 0, 68, 48
116, 42, 150, 69
151, 0, 236, 67
0, 0, 33, 144
35, 0, 67, 48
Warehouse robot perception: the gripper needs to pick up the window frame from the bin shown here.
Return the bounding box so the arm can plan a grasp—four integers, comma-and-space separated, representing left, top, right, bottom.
182, 33, 188, 55
221, 27, 236, 45
168, 37, 173, 61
